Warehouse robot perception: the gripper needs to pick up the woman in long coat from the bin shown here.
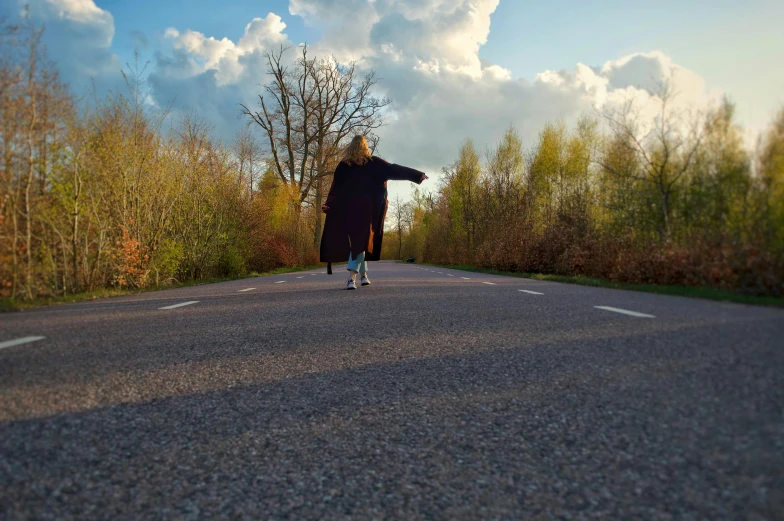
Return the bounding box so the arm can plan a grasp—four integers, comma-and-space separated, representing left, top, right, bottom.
320, 136, 427, 290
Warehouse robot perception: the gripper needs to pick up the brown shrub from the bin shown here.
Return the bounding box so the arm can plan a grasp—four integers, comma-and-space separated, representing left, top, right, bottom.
248, 233, 298, 273
457, 226, 783, 296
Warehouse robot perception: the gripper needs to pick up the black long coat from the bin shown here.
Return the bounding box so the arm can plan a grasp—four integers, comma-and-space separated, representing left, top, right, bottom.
320, 156, 425, 265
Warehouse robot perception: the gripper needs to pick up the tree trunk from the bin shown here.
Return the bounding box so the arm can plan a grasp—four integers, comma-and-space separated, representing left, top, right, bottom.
25, 130, 34, 299
661, 190, 671, 241
24, 21, 39, 300
71, 168, 81, 293
11, 198, 19, 298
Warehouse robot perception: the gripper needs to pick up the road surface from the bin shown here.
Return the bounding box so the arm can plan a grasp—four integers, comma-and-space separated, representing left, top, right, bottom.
1, 261, 782, 520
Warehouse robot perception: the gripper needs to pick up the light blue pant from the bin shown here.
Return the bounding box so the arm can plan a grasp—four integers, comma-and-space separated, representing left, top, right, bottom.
347, 251, 367, 273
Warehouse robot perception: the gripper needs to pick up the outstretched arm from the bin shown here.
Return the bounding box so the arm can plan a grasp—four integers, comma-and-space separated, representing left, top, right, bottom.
374, 157, 428, 183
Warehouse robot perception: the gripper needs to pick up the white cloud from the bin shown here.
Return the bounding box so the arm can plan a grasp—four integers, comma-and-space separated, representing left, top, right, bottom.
42, 0, 113, 30
282, 1, 719, 172
290, 0, 503, 78
2, 0, 122, 91
164, 13, 289, 86
289, 0, 380, 62
5, 0, 724, 190
600, 51, 712, 105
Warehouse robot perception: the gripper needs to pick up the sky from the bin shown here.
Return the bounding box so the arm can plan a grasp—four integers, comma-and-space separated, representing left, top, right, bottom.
4, 0, 783, 200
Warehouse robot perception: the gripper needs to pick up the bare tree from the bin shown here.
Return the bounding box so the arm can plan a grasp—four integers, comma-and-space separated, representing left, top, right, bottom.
240, 45, 390, 245
391, 194, 412, 259
21, 11, 43, 299
233, 127, 261, 197
600, 80, 705, 240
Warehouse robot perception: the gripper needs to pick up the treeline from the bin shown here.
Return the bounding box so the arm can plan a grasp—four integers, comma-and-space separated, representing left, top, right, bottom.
3, 16, 782, 301
384, 91, 784, 296
0, 19, 338, 301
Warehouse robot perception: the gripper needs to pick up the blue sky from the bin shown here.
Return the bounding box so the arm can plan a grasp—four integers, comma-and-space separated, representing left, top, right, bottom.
90, 0, 782, 134
99, 0, 783, 78
483, 0, 756, 72
97, 0, 314, 58
5, 0, 783, 194
480, 1, 783, 129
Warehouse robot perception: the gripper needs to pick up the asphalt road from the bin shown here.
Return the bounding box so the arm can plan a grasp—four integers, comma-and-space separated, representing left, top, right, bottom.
1, 261, 783, 520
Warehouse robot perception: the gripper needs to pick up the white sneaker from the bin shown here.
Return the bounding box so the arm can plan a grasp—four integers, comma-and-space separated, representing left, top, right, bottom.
346, 279, 357, 290
360, 274, 371, 286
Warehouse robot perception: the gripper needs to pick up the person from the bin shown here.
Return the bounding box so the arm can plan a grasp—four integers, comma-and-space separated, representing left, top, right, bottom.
320, 136, 428, 290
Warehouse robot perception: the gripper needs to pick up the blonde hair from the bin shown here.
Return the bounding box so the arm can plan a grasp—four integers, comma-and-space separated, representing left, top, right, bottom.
342, 135, 372, 166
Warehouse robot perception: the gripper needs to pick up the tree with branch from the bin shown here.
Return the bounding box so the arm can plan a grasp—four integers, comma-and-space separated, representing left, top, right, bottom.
390, 194, 412, 259
600, 80, 705, 241
240, 45, 390, 245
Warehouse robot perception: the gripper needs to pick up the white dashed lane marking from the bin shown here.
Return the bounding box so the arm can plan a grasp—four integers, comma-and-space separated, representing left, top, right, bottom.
297, 276, 304, 279
238, 288, 256, 292
0, 336, 46, 350
461, 277, 471, 280
159, 301, 199, 310
275, 281, 286, 284
519, 290, 543, 295
482, 282, 497, 285
595, 306, 655, 318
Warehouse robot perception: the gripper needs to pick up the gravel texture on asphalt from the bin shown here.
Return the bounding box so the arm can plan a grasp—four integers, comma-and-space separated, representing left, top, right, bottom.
1, 261, 783, 520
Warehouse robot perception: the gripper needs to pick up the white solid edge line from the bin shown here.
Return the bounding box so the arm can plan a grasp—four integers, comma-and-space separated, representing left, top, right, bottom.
519, 290, 543, 295
239, 288, 256, 292
159, 301, 200, 310
0, 336, 46, 350
275, 280, 286, 284
595, 306, 655, 318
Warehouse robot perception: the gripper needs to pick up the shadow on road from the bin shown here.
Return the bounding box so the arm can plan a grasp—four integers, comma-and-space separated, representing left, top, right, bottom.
2, 319, 782, 520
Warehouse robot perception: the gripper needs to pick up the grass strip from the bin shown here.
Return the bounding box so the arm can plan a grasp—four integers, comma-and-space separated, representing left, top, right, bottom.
416, 262, 783, 308
0, 264, 325, 312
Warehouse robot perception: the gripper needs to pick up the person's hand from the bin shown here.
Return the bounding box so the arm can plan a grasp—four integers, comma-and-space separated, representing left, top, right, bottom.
321, 205, 329, 213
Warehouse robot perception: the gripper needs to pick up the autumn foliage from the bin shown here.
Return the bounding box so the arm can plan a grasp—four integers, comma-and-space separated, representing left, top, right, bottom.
0, 18, 320, 301
2, 16, 782, 301
386, 104, 784, 296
